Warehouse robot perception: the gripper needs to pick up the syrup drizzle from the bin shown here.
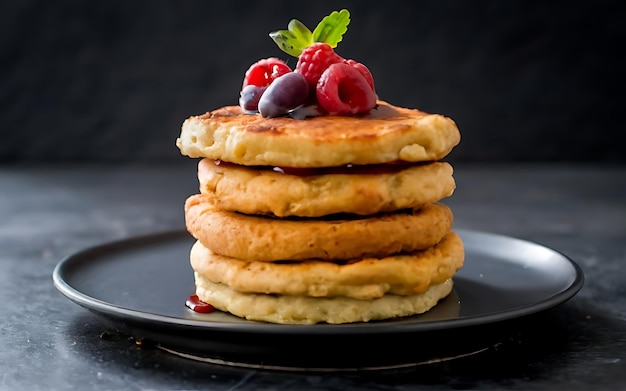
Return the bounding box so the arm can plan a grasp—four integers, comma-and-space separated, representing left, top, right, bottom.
214, 159, 418, 176
185, 294, 215, 314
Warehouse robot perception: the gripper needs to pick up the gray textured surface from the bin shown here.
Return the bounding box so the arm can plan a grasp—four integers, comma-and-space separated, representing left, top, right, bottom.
2, 0, 625, 163
1, 163, 624, 390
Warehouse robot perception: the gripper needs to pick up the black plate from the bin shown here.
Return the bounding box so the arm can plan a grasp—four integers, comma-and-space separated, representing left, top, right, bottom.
53, 229, 583, 370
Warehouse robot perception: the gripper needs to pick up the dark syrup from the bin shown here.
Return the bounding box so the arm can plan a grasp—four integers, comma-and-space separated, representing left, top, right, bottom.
214, 159, 417, 176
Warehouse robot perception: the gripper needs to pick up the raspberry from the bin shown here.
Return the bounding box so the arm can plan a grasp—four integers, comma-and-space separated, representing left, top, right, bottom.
243, 58, 291, 88
295, 43, 344, 89
316, 63, 377, 115
344, 59, 376, 93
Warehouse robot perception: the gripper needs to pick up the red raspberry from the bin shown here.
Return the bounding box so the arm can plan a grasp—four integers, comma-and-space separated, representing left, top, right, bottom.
243, 58, 291, 88
295, 43, 344, 89
316, 63, 377, 115
344, 59, 376, 93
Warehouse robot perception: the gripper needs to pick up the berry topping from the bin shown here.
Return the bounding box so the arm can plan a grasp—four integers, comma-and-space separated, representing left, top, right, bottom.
344, 59, 376, 93
243, 58, 291, 88
258, 72, 309, 118
238, 9, 377, 118
239, 85, 267, 113
295, 42, 344, 89
316, 63, 376, 115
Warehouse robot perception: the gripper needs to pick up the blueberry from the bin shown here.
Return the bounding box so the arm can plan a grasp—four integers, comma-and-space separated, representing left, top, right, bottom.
239, 85, 266, 113
258, 72, 309, 118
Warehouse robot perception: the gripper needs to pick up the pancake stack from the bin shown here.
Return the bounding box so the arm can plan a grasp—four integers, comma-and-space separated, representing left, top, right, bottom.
176, 100, 463, 324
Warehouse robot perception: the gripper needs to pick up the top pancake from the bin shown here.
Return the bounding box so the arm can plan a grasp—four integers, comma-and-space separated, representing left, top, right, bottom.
176, 101, 460, 167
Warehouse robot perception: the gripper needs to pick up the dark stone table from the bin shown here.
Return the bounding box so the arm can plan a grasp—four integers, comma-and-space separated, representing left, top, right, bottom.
1, 163, 624, 390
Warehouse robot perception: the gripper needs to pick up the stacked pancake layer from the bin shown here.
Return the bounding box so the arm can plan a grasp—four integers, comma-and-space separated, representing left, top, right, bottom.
177, 101, 463, 324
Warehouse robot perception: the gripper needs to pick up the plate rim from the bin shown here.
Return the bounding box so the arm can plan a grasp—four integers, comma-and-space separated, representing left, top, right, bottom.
52, 229, 585, 336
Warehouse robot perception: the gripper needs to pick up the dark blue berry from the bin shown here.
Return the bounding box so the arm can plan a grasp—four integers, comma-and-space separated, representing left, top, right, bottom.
239, 85, 266, 113
258, 72, 309, 118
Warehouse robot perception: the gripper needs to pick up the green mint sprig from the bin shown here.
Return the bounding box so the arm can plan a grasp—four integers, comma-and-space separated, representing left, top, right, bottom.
269, 9, 351, 57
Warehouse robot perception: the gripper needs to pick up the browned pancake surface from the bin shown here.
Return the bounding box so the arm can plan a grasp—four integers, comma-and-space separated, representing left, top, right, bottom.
185, 194, 454, 262
176, 101, 461, 167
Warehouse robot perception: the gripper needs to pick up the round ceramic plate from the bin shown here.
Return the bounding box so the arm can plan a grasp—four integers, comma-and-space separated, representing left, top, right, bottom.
53, 229, 583, 370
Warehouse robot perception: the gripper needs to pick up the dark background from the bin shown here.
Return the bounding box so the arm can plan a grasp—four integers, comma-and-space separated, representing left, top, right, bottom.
1, 0, 624, 163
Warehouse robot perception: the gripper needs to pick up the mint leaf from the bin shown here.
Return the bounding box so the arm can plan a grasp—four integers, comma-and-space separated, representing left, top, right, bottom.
288, 19, 312, 44
312, 9, 350, 48
269, 18, 313, 57
269, 29, 304, 57
270, 10, 351, 56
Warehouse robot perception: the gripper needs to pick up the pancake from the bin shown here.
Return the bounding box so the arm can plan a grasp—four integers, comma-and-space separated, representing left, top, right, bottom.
190, 231, 464, 299
197, 158, 456, 217
185, 194, 454, 261
176, 101, 461, 167
194, 275, 454, 325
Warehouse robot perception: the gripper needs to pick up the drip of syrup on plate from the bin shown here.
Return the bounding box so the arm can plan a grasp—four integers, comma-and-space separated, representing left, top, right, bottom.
185, 294, 214, 313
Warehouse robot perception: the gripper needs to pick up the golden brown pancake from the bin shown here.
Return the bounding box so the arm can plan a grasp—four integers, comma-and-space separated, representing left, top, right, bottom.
189, 231, 464, 299
176, 101, 460, 167
185, 194, 454, 261
178, 97, 463, 324
194, 276, 454, 324
197, 158, 456, 217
